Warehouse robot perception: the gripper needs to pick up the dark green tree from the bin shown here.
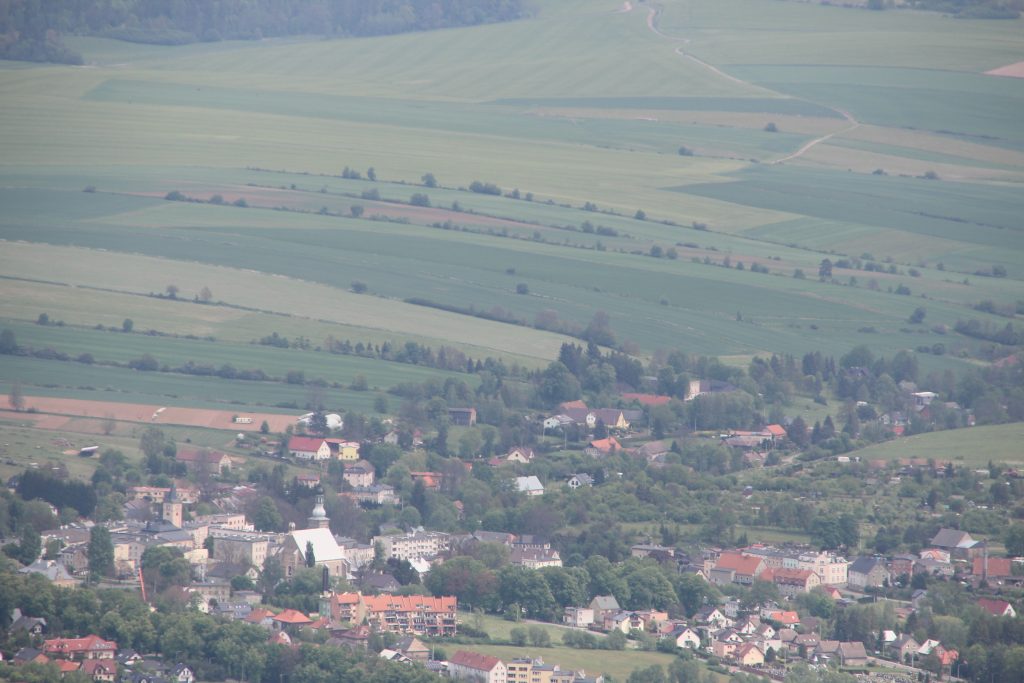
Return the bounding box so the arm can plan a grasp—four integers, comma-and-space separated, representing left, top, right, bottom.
88, 526, 114, 582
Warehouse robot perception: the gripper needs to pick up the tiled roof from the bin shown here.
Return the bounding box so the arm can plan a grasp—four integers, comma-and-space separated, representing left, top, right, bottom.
449, 650, 501, 671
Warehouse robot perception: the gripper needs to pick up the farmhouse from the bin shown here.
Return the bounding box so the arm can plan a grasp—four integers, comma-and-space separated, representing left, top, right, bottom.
175, 448, 232, 473
929, 528, 982, 560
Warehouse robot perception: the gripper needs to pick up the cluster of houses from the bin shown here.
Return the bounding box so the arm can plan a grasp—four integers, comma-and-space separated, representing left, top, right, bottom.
7, 627, 195, 683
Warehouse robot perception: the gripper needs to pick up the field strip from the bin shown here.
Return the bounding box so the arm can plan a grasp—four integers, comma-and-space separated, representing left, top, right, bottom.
0, 241, 573, 361
4, 396, 299, 432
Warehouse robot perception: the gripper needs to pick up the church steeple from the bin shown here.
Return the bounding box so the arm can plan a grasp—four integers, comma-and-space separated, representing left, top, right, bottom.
163, 482, 183, 528
308, 491, 330, 529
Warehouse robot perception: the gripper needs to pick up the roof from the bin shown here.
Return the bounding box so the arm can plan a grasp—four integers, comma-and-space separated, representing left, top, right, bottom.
621, 393, 671, 406
715, 551, 763, 576
589, 437, 621, 452
765, 424, 787, 437
849, 556, 887, 575
515, 476, 544, 493
290, 528, 344, 562
176, 447, 230, 464
930, 528, 976, 549
43, 634, 117, 655
839, 641, 867, 660
449, 650, 502, 672
973, 557, 1013, 577
362, 595, 457, 613
977, 597, 1013, 616
772, 568, 816, 586
273, 609, 312, 625
287, 436, 328, 452
767, 610, 800, 625
591, 595, 620, 611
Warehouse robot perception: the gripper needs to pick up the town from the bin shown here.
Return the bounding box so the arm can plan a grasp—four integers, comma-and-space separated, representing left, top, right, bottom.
2, 356, 1022, 682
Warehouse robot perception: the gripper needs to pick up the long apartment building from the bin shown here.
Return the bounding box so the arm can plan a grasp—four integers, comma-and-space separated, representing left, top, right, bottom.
372, 529, 450, 561
320, 592, 457, 637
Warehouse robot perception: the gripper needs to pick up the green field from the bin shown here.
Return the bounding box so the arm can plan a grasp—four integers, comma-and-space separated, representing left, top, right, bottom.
850, 423, 1024, 466
0, 0, 1022, 409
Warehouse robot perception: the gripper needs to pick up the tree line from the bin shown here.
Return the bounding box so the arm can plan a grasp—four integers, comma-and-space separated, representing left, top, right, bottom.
0, 0, 531, 64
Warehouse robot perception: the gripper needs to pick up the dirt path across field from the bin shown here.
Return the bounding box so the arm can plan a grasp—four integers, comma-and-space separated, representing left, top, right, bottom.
644, 5, 860, 164
4, 397, 299, 433
771, 107, 861, 165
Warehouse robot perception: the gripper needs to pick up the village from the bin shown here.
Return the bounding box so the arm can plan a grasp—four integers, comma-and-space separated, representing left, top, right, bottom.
3, 364, 1022, 683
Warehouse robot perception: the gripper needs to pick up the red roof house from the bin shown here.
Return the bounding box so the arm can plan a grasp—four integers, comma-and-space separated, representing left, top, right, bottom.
977, 597, 1016, 617
42, 635, 117, 660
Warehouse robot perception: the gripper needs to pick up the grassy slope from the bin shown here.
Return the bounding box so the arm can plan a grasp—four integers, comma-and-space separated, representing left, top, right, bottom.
849, 423, 1024, 466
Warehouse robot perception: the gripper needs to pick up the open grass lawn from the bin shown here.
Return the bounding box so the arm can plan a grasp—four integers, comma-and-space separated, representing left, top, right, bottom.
448, 642, 681, 682
0, 0, 1021, 405
849, 423, 1024, 466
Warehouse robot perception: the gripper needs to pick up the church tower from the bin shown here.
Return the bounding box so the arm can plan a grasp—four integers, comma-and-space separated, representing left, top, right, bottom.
307, 492, 330, 530
162, 483, 183, 528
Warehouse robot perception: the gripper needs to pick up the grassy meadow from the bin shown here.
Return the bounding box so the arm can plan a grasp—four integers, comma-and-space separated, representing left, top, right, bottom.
848, 423, 1024, 466
0, 0, 1021, 433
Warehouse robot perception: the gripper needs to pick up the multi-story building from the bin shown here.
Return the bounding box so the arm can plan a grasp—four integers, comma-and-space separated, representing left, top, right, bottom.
372, 530, 450, 561
210, 531, 270, 568
797, 551, 849, 586
449, 651, 504, 683
362, 595, 458, 637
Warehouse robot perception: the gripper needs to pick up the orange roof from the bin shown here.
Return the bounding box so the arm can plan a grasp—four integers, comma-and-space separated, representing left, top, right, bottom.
246, 608, 275, 623
715, 551, 764, 577
621, 393, 672, 406
410, 472, 442, 488
81, 660, 117, 675
560, 400, 588, 411
765, 424, 786, 437
56, 660, 81, 673
362, 595, 457, 613
768, 610, 800, 625
772, 568, 816, 585
332, 592, 362, 605
937, 648, 959, 666
43, 635, 117, 655
973, 557, 1013, 577
590, 437, 621, 453
450, 650, 502, 671
273, 609, 313, 625
977, 597, 1013, 616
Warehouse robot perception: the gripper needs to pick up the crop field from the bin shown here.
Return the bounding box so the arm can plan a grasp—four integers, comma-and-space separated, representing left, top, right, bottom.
850, 423, 1024, 466
0, 0, 1022, 409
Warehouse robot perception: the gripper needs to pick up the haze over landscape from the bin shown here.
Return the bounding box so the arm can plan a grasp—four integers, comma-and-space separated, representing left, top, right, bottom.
0, 1, 1023, 682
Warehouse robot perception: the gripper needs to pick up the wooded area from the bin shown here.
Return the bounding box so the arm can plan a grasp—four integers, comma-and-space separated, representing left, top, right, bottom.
0, 0, 531, 63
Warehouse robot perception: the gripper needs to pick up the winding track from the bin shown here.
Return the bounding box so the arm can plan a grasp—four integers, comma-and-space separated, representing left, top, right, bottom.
642, 5, 860, 164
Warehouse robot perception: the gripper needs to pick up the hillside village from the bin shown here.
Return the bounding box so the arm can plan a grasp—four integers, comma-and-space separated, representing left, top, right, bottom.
2, 351, 1023, 683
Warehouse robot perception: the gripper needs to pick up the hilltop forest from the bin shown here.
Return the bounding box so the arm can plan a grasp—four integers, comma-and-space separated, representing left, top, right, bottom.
0, 0, 531, 63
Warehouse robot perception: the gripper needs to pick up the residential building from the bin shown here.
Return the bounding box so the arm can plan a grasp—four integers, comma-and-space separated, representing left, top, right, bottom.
589, 595, 620, 623
42, 635, 117, 661
343, 461, 375, 488
566, 473, 594, 489
510, 547, 562, 569
848, 556, 890, 589
210, 532, 269, 568
929, 528, 982, 560
770, 568, 821, 597
345, 484, 400, 506
449, 651, 504, 682
563, 607, 594, 628
175, 448, 232, 473
506, 447, 535, 464
515, 476, 545, 497
708, 551, 766, 586
977, 597, 1016, 617
363, 595, 458, 637
394, 635, 430, 662
373, 530, 450, 561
